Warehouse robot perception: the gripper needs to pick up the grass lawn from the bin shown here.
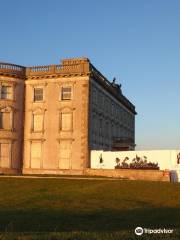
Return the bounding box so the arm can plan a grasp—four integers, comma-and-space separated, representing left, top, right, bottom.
0, 178, 180, 239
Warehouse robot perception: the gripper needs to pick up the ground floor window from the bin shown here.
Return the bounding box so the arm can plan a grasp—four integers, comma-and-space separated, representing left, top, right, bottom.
30, 142, 42, 168
0, 143, 11, 168
59, 140, 72, 169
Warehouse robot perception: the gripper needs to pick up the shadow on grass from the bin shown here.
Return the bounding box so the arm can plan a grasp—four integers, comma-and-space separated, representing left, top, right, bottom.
0, 207, 180, 233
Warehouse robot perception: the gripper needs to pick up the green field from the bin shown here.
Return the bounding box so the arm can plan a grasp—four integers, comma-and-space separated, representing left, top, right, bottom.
0, 177, 180, 240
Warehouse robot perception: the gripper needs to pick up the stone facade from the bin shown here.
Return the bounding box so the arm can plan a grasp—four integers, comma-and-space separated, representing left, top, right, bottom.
0, 58, 136, 174
89, 76, 135, 151
0, 64, 25, 174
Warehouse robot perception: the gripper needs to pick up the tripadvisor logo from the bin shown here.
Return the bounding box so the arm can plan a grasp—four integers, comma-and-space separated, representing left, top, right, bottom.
135, 227, 143, 236
135, 227, 174, 235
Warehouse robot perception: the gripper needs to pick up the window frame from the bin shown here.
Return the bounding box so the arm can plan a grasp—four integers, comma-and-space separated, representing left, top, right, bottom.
60, 86, 72, 101
31, 108, 46, 133
0, 107, 13, 131
30, 141, 43, 169
33, 87, 44, 102
59, 140, 72, 169
0, 85, 13, 100
32, 114, 44, 132
59, 112, 73, 132
0, 142, 11, 168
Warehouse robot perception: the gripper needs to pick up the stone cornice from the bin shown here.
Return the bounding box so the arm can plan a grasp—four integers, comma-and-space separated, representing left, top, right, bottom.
0, 58, 90, 79
26, 72, 90, 80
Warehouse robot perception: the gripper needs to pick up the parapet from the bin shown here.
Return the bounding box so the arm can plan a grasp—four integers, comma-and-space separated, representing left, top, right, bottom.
0, 62, 26, 78
0, 58, 136, 113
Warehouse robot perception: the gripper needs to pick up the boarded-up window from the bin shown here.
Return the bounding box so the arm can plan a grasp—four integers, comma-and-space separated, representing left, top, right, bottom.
1, 86, 13, 100
31, 142, 42, 168
0, 143, 10, 168
33, 114, 43, 132
0, 112, 11, 129
60, 113, 72, 131
59, 141, 71, 169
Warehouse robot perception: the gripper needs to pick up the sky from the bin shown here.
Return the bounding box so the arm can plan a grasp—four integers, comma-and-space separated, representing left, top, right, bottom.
0, 0, 180, 150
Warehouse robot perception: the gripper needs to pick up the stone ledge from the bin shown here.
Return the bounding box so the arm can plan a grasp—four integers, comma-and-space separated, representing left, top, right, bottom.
85, 168, 170, 182
23, 168, 84, 175
0, 168, 21, 174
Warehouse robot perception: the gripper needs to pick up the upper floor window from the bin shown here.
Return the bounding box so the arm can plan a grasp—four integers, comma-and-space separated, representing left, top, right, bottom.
93, 90, 97, 104
0, 86, 13, 100
99, 119, 102, 136
101, 95, 104, 108
61, 87, 72, 100
60, 112, 72, 131
33, 114, 43, 132
0, 111, 11, 130
111, 103, 114, 115
34, 88, 43, 102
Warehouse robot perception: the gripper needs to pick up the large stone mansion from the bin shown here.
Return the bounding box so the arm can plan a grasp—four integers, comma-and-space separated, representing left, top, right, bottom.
0, 58, 136, 174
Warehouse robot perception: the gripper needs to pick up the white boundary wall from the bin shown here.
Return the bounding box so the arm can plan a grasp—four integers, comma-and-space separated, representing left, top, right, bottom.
90, 150, 180, 182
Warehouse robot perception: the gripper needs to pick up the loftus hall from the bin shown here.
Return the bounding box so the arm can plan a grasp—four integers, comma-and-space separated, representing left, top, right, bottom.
0, 58, 136, 175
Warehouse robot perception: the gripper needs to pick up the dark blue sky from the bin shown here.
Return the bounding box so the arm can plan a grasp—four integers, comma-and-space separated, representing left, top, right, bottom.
1, 0, 180, 149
